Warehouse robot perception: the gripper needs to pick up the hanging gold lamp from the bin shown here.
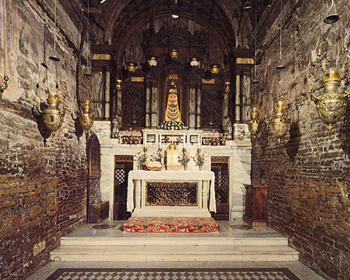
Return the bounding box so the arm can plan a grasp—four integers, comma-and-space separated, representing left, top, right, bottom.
36, 92, 65, 135
311, 70, 349, 132
270, 101, 289, 144
79, 101, 94, 133
247, 107, 261, 139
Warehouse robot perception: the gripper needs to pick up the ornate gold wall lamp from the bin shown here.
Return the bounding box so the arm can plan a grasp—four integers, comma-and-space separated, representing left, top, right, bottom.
269, 101, 290, 144
35, 92, 65, 136
78, 101, 94, 134
311, 70, 349, 132
247, 107, 261, 139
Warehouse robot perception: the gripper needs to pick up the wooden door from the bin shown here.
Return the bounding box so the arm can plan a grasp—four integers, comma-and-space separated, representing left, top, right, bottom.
211, 156, 230, 220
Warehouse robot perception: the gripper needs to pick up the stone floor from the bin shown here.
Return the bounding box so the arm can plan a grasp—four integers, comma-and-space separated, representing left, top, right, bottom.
26, 260, 326, 280
25, 219, 327, 280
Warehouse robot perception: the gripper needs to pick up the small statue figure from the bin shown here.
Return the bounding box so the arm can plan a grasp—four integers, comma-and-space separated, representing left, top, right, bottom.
223, 117, 232, 140
112, 115, 122, 138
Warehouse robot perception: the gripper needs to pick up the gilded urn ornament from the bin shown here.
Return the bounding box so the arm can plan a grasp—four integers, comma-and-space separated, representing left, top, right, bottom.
37, 93, 65, 135
311, 71, 349, 132
79, 101, 94, 133
247, 107, 261, 139
270, 101, 289, 144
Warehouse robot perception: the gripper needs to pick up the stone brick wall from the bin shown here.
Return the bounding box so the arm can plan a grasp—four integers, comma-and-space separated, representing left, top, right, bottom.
252, 1, 349, 279
0, 1, 90, 279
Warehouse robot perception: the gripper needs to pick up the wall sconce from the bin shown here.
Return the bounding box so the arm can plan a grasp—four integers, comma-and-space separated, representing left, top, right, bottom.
190, 57, 199, 67
148, 56, 157, 67
116, 79, 123, 90
324, 0, 340, 24
35, 92, 65, 136
0, 75, 9, 97
311, 70, 349, 132
247, 107, 261, 139
170, 49, 178, 59
210, 64, 220, 74
269, 101, 289, 144
78, 101, 94, 133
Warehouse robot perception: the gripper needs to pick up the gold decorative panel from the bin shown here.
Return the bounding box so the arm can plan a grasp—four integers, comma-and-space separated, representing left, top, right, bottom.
146, 181, 198, 206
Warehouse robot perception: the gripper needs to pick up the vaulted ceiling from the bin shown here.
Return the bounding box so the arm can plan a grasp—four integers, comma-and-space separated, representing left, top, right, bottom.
77, 0, 283, 51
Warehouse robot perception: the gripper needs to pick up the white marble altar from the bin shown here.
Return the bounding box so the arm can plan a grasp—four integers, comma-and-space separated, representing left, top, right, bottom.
93, 122, 252, 220
127, 170, 216, 217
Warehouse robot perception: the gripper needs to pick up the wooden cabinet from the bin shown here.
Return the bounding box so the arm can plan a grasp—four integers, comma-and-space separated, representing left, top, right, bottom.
243, 184, 268, 226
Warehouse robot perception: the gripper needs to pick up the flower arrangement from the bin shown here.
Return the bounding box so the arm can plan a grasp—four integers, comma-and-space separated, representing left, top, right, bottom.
160, 120, 184, 130
135, 148, 147, 168
194, 149, 206, 169
154, 148, 164, 163
180, 148, 190, 169
202, 130, 226, 146
121, 128, 143, 144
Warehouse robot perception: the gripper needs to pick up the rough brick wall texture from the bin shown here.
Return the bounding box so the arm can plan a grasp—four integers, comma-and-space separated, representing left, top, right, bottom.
0, 1, 89, 279
252, 1, 349, 279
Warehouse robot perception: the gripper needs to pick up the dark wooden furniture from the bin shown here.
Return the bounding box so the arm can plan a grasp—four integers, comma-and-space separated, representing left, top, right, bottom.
243, 184, 268, 226
88, 201, 109, 223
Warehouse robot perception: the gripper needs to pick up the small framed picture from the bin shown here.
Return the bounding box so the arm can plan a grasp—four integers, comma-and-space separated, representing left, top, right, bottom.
190, 135, 199, 144
147, 134, 156, 143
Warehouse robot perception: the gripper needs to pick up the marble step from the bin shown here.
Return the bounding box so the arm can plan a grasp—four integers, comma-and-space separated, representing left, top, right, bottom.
50, 244, 299, 262
60, 235, 289, 246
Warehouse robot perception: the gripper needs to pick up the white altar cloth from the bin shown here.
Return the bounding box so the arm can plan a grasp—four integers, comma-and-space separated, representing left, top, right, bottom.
127, 170, 216, 213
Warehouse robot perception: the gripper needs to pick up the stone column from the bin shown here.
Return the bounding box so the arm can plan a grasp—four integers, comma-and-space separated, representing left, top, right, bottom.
145, 84, 151, 128
230, 146, 252, 219
235, 74, 240, 122
134, 180, 142, 210
202, 180, 209, 210
151, 86, 158, 128
189, 81, 197, 129
196, 84, 201, 129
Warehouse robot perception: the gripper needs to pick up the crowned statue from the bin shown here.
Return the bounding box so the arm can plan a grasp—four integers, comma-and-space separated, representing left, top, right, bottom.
165, 87, 181, 122
160, 75, 184, 130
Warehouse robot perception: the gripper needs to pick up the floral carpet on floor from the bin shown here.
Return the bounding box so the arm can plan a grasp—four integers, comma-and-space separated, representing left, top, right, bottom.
46, 268, 301, 280
122, 217, 220, 233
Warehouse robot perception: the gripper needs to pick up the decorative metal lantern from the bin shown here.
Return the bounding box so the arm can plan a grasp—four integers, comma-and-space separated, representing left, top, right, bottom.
270, 101, 289, 144
170, 49, 178, 59
148, 56, 157, 67
190, 57, 199, 67
79, 101, 94, 133
127, 62, 137, 72
311, 71, 349, 132
247, 107, 261, 139
37, 93, 65, 135
210, 64, 220, 74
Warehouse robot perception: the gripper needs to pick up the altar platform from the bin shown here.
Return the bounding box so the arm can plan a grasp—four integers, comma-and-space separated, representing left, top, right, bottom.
50, 219, 299, 262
